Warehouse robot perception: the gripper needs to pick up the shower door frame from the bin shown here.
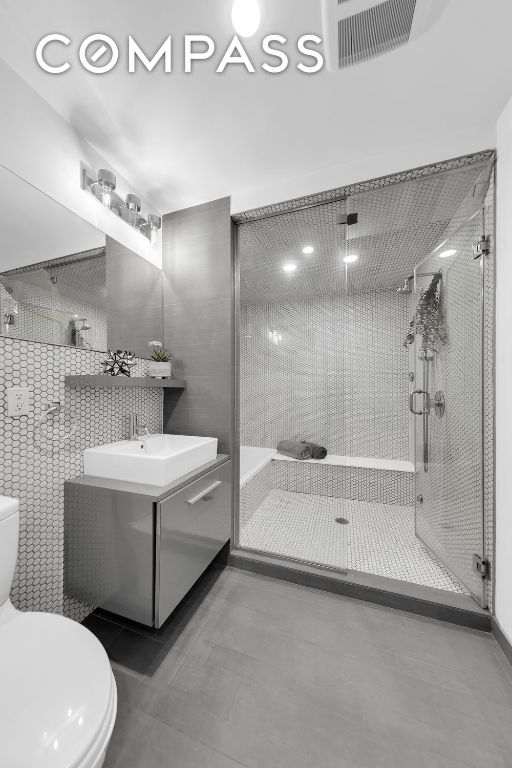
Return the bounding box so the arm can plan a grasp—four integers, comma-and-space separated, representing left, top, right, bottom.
410, 168, 495, 609
231, 150, 496, 614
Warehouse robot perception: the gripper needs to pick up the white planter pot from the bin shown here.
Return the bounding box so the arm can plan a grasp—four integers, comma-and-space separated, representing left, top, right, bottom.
149, 361, 172, 379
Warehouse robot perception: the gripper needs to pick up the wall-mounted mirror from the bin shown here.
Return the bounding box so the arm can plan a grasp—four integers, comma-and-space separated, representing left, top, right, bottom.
0, 165, 163, 358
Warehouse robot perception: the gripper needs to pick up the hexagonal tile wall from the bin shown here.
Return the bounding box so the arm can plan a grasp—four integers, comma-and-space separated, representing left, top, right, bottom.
0, 337, 162, 620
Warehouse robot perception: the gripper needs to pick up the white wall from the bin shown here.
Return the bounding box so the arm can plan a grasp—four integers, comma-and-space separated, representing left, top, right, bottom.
496, 95, 512, 643
0, 59, 161, 267
232, 123, 495, 214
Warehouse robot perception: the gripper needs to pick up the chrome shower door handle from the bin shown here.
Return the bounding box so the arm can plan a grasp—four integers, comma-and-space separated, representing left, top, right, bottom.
409, 390, 431, 416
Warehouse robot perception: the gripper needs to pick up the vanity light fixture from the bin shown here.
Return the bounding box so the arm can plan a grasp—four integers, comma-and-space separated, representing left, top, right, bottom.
232, 0, 261, 38
81, 166, 162, 243
302, 246, 314, 255
439, 249, 457, 259
343, 254, 359, 264
282, 262, 297, 273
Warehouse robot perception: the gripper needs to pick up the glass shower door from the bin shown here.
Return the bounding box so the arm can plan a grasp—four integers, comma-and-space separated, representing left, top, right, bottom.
411, 209, 486, 605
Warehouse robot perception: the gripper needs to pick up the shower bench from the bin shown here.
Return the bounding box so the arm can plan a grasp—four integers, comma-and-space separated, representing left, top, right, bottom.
239, 447, 415, 529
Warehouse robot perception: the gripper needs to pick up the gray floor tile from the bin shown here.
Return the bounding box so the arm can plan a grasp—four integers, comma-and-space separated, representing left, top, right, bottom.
82, 614, 123, 650
108, 629, 169, 676
105, 706, 249, 768
102, 568, 512, 768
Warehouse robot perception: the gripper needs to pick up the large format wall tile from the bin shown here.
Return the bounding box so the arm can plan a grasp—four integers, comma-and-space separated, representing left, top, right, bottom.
162, 199, 233, 455
106, 236, 164, 358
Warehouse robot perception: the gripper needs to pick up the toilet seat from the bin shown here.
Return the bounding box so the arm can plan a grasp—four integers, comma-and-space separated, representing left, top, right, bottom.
74, 678, 117, 768
0, 604, 117, 768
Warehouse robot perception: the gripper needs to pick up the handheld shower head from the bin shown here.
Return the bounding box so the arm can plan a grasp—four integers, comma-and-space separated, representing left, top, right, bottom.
71, 315, 91, 332
397, 277, 413, 294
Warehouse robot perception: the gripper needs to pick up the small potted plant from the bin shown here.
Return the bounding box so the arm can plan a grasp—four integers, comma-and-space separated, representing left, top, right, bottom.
148, 341, 173, 379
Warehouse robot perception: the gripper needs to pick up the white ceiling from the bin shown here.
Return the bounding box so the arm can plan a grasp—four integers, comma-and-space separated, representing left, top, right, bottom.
0, 0, 511, 215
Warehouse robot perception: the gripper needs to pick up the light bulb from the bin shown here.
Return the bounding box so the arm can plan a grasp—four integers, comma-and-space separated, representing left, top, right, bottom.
439, 249, 457, 259
126, 194, 142, 228
282, 262, 297, 273
232, 0, 261, 38
146, 214, 162, 245
97, 169, 116, 209
343, 254, 359, 264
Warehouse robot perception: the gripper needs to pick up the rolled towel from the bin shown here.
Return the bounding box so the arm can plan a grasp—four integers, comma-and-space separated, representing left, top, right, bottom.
301, 441, 328, 460
277, 440, 313, 461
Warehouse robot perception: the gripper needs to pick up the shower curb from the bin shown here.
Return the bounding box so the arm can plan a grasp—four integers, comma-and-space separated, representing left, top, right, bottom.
228, 549, 492, 633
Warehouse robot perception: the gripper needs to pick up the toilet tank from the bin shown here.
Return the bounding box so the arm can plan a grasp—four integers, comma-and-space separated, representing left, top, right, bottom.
0, 496, 19, 607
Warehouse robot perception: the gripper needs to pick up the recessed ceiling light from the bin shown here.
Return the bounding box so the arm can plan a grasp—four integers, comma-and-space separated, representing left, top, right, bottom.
232, 0, 261, 38
343, 255, 359, 264
302, 246, 314, 255
282, 262, 297, 273
439, 249, 457, 259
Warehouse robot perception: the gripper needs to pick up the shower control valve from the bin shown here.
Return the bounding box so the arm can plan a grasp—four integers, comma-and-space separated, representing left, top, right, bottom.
434, 391, 446, 418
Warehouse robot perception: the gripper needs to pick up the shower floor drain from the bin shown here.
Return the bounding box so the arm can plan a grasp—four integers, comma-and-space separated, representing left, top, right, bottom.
335, 518, 349, 525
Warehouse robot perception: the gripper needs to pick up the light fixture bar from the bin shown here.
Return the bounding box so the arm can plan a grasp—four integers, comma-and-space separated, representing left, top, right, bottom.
81, 166, 161, 243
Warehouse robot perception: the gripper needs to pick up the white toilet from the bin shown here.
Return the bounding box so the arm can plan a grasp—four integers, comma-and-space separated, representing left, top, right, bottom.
0, 496, 117, 768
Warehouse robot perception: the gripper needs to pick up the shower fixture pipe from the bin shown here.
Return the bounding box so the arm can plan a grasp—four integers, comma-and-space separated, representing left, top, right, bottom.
407, 272, 442, 470
421, 351, 433, 473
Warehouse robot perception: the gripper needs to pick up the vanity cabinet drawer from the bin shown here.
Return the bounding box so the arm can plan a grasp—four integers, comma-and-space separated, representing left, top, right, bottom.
156, 461, 231, 627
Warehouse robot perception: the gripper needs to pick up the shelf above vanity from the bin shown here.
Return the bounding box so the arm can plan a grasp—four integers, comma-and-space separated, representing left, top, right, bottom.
64, 375, 186, 389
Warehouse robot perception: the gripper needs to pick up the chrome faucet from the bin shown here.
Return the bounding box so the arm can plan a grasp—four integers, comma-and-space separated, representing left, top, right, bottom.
128, 413, 151, 441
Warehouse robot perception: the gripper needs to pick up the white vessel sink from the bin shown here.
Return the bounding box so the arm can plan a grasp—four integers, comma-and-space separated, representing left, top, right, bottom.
83, 434, 218, 486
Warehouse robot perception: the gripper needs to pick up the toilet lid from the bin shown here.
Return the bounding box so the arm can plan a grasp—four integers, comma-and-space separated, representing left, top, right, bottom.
0, 609, 115, 768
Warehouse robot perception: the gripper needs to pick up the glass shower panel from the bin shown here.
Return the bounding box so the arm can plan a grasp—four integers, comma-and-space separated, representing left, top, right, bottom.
238, 200, 349, 572
412, 210, 485, 604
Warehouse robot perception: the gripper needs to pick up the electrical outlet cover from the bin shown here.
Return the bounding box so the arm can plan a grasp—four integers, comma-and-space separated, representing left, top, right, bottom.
6, 387, 30, 417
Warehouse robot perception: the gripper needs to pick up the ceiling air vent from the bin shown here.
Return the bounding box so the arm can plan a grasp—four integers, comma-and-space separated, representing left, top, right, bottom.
321, 0, 441, 70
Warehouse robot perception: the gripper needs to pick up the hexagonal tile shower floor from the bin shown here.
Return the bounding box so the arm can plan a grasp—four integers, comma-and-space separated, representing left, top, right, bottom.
240, 490, 468, 594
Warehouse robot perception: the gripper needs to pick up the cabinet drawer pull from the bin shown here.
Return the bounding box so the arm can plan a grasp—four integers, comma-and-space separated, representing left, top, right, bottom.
186, 481, 222, 506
